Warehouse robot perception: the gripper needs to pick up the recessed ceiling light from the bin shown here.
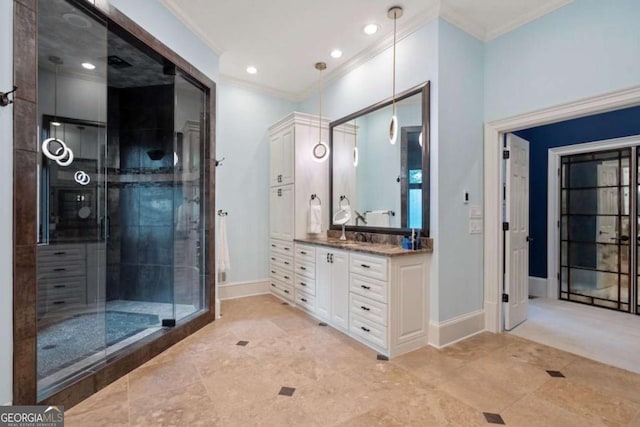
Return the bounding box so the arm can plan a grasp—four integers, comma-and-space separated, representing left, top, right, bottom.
81, 62, 96, 70
246, 66, 257, 74
363, 24, 379, 35
330, 49, 343, 59
51, 121, 61, 127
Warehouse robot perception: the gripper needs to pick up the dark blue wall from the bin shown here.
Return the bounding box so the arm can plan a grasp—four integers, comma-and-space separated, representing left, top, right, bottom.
515, 105, 640, 278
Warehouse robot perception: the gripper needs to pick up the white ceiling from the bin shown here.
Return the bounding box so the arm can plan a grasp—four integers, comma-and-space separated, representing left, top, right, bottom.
161, 0, 573, 100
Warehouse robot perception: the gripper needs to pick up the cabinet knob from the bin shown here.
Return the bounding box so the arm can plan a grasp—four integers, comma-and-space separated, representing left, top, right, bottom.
284, 275, 290, 279
284, 261, 290, 265
284, 247, 290, 251
271, 257, 276, 261
299, 282, 306, 287
300, 251, 307, 255
284, 289, 290, 294
271, 283, 276, 287
300, 266, 306, 270
301, 298, 307, 302
271, 270, 276, 274
361, 326, 370, 332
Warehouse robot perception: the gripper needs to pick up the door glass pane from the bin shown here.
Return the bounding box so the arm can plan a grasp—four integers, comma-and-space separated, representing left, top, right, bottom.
37, 0, 108, 399
559, 148, 631, 313
173, 72, 207, 321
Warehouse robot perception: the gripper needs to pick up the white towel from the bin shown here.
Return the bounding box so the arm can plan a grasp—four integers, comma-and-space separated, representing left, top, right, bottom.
365, 210, 390, 227
217, 215, 230, 274
308, 205, 322, 234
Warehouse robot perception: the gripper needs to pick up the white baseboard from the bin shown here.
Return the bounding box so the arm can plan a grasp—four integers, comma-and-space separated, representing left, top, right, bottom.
428, 309, 485, 349
2, 402, 11, 406
529, 276, 548, 298
484, 301, 500, 333
218, 279, 269, 300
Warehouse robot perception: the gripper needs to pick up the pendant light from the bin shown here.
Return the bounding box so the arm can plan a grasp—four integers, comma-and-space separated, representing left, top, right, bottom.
353, 119, 359, 167
387, 6, 403, 145
312, 62, 330, 163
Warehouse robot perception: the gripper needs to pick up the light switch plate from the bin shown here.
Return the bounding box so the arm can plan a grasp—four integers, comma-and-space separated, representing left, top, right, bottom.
469, 204, 482, 219
469, 219, 483, 234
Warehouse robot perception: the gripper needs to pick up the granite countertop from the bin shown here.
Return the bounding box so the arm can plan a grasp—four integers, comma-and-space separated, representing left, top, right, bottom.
294, 237, 433, 257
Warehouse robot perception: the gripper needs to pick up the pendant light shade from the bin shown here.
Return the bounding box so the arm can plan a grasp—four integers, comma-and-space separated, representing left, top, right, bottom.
387, 6, 403, 145
353, 119, 359, 167
312, 62, 330, 163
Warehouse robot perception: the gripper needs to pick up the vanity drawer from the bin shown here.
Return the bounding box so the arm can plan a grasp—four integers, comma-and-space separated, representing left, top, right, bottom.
350, 274, 388, 304
38, 262, 86, 280
295, 292, 315, 312
295, 260, 315, 279
38, 244, 86, 262
270, 252, 293, 271
269, 280, 293, 302
39, 292, 86, 314
350, 293, 387, 326
270, 266, 294, 287
39, 276, 86, 292
270, 239, 293, 257
350, 253, 387, 281
350, 312, 387, 350
295, 274, 315, 296
295, 244, 316, 263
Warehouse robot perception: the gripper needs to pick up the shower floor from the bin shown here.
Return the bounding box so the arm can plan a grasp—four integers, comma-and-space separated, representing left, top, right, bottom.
37, 300, 198, 395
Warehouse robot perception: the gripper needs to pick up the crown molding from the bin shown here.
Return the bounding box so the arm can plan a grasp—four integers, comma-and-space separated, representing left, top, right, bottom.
484, 0, 574, 41
159, 0, 225, 55
218, 74, 299, 102
438, 2, 486, 41
296, 4, 441, 102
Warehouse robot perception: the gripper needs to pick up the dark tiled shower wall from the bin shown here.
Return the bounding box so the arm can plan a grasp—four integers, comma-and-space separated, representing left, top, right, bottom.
107, 84, 177, 303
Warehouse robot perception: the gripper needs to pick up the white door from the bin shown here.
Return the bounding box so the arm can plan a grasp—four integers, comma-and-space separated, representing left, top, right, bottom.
330, 251, 349, 331
315, 248, 331, 322
269, 185, 294, 240
504, 133, 530, 330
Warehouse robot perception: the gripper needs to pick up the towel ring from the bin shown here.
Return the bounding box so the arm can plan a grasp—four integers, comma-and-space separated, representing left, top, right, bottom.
309, 194, 321, 206
339, 195, 350, 208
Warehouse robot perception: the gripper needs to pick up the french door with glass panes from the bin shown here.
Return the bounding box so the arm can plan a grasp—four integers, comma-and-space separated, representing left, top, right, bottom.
560, 147, 639, 314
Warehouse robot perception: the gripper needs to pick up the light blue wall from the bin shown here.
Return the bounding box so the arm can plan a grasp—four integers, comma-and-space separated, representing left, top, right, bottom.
437, 19, 485, 320
216, 83, 295, 283
0, 0, 13, 406
485, 0, 640, 122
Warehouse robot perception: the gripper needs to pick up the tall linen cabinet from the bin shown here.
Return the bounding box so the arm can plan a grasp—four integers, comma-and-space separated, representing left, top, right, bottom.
268, 113, 329, 303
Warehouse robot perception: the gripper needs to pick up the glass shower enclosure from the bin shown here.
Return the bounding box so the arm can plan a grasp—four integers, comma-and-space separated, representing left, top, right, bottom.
36, 0, 208, 399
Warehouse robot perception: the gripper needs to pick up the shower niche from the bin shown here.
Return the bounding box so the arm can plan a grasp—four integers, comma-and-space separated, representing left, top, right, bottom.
34, 0, 211, 400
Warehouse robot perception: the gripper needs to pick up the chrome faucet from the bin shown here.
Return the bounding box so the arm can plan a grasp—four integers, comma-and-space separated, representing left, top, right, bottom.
354, 210, 367, 226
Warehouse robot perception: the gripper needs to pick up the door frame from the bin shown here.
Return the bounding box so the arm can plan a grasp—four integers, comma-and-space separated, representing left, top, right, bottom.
546, 136, 640, 301
484, 85, 640, 333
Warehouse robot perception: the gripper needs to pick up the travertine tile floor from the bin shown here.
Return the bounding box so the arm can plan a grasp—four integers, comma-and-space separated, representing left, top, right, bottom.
66, 295, 640, 426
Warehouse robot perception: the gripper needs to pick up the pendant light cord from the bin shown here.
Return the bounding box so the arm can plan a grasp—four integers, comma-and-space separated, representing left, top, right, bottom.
54, 63, 58, 138
318, 68, 323, 142
392, 12, 397, 116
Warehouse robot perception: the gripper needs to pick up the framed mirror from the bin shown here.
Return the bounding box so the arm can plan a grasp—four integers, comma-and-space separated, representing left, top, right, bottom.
329, 82, 430, 236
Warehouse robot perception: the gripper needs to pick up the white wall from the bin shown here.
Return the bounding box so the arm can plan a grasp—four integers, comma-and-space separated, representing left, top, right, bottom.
0, 0, 13, 406
216, 83, 295, 283
485, 0, 640, 122
436, 19, 485, 320
38, 70, 106, 123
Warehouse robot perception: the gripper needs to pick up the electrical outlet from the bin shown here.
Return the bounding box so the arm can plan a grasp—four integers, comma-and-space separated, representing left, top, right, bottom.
469, 219, 483, 234
469, 204, 482, 219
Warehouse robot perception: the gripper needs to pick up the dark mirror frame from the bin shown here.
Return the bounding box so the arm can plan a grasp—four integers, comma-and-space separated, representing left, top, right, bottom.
329, 81, 430, 236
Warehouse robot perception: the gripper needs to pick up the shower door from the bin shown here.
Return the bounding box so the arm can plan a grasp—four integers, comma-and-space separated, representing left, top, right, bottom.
36, 0, 109, 399
560, 149, 632, 312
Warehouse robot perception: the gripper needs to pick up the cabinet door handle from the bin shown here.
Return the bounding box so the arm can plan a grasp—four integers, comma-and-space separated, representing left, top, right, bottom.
53, 251, 66, 255
284, 289, 290, 294
53, 268, 66, 272
361, 306, 370, 311
271, 283, 276, 287
53, 301, 65, 305
330, 254, 334, 263
271, 270, 276, 274
53, 285, 66, 289
271, 244, 276, 248
300, 251, 307, 255
360, 264, 371, 269
361, 326, 370, 332
301, 298, 307, 302
361, 285, 371, 290
284, 275, 290, 280
271, 257, 276, 261
299, 282, 307, 287
284, 247, 290, 251
284, 261, 290, 265
326, 253, 330, 263
300, 266, 306, 270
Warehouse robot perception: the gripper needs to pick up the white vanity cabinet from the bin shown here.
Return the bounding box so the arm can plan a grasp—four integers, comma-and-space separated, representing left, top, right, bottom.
268, 113, 329, 303
315, 247, 349, 331
295, 239, 430, 358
